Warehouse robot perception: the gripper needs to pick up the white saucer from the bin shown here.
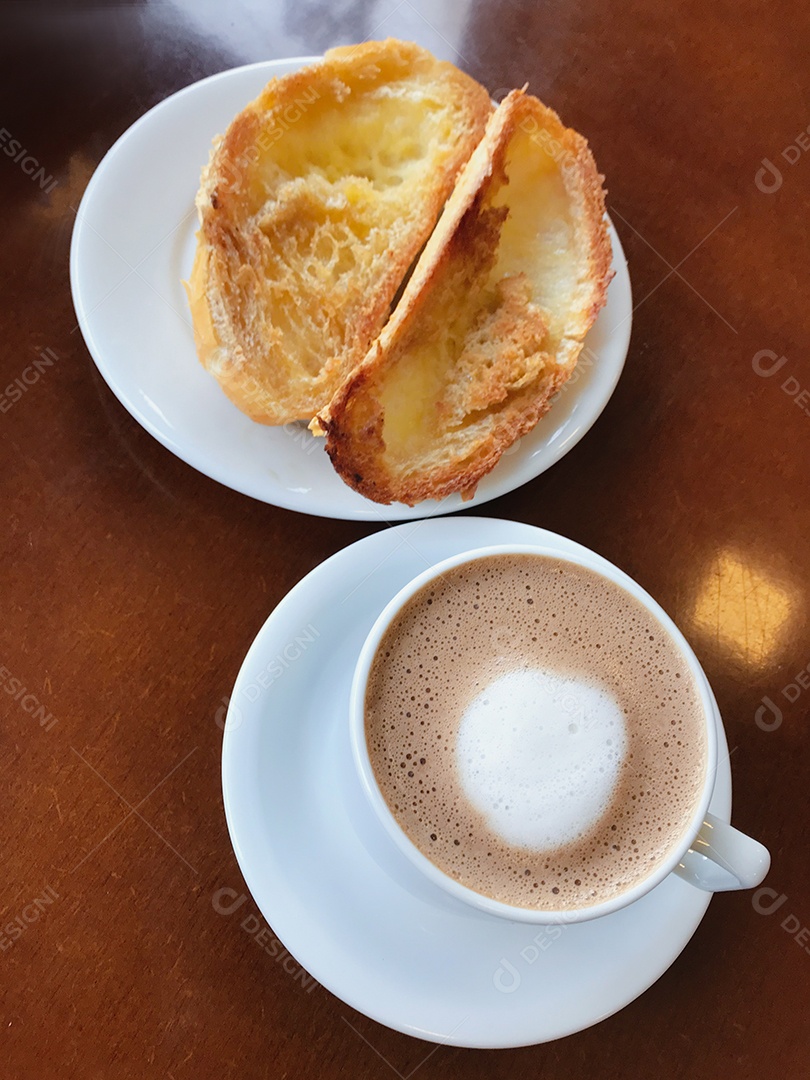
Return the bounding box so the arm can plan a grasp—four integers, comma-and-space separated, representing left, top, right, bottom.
221, 517, 731, 1047
70, 59, 632, 521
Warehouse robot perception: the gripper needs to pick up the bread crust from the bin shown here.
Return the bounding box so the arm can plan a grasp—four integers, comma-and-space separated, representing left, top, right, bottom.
185, 39, 492, 425
313, 89, 613, 505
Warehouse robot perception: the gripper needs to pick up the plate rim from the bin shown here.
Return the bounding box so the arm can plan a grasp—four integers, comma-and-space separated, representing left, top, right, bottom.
70, 57, 632, 521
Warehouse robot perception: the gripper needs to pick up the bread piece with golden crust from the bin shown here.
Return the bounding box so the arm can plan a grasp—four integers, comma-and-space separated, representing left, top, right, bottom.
312, 89, 613, 505
184, 39, 492, 424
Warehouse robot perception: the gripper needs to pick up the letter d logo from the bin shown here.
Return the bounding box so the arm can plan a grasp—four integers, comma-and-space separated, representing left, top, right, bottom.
215, 695, 243, 731
755, 158, 782, 194
755, 695, 783, 732
751, 887, 788, 916
212, 887, 247, 916
752, 350, 788, 378
493, 958, 521, 993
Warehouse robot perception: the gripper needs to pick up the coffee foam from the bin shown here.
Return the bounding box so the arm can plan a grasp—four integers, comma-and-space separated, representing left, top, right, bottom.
457, 668, 626, 849
364, 555, 707, 911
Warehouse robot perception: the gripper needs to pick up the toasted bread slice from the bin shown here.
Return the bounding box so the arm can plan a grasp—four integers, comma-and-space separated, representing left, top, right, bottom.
312, 89, 612, 505
185, 39, 492, 424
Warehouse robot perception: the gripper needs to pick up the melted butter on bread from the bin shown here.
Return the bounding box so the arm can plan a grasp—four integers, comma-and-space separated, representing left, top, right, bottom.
185, 40, 491, 424
314, 89, 613, 505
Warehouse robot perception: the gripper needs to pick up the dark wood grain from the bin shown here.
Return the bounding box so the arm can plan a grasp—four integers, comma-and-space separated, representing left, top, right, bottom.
1, 2, 808, 1077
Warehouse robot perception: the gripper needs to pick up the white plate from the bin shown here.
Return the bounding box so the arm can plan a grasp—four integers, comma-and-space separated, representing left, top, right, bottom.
70, 59, 632, 521
221, 517, 731, 1047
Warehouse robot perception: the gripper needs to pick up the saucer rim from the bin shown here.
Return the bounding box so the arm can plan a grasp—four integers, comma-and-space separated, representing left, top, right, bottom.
221, 517, 731, 1047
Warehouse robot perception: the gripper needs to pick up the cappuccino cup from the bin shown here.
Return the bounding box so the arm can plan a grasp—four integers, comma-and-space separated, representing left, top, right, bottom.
349, 544, 770, 924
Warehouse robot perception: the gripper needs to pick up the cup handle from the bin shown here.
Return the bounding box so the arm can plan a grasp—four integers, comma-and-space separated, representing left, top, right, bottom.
673, 812, 770, 892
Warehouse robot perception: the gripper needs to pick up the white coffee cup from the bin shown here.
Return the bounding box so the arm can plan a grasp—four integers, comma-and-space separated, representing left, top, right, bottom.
349, 544, 770, 924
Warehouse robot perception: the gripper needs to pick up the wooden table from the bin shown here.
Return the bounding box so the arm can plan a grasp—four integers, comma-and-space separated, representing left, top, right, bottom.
2, 2, 808, 1077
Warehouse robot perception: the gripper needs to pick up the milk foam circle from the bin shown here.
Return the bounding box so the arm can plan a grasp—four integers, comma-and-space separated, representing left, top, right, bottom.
456, 668, 627, 849
361, 550, 709, 913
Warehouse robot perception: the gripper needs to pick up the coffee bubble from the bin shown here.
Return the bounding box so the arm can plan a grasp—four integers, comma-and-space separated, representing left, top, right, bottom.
364, 555, 707, 911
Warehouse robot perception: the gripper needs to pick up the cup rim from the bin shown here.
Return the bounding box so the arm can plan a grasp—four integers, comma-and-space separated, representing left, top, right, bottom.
349, 543, 718, 924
